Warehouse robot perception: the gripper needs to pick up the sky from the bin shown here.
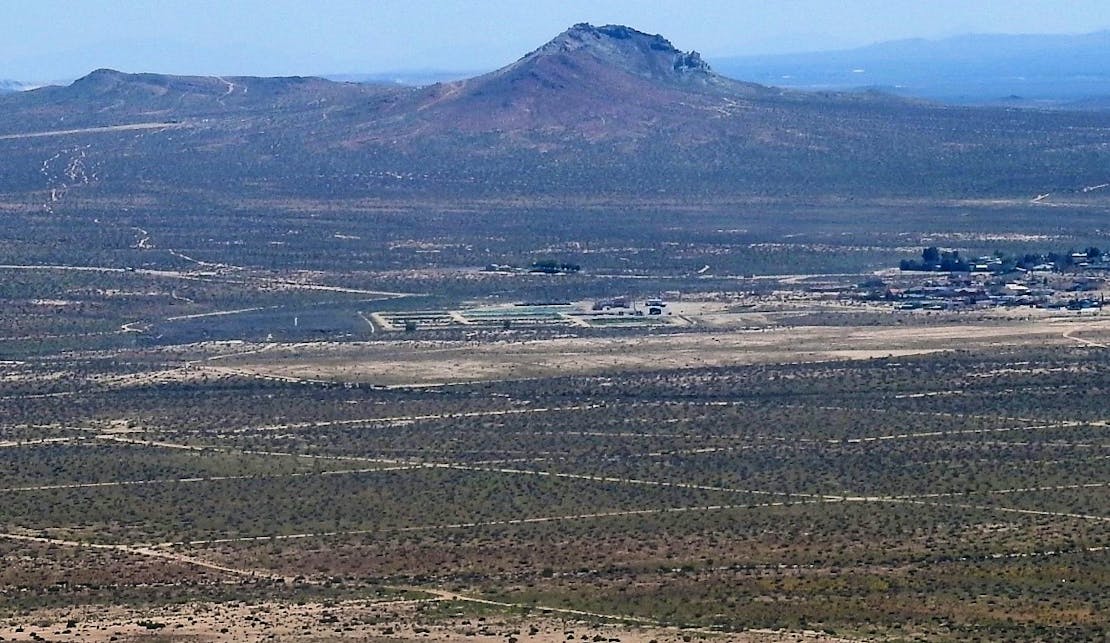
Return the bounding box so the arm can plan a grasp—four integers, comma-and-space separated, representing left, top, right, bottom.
3, 0, 1110, 80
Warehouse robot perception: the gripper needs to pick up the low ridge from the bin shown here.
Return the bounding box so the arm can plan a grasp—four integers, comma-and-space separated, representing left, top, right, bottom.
1, 23, 1107, 202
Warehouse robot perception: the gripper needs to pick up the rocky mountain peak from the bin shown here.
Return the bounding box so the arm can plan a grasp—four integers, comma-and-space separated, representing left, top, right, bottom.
563, 23, 678, 51
531, 23, 714, 81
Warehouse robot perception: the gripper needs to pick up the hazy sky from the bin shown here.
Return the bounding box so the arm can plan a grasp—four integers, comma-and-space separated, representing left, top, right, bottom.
4, 0, 1110, 80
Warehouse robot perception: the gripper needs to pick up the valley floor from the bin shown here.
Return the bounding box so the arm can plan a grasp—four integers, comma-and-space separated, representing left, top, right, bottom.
0, 199, 1107, 641
1, 300, 1107, 641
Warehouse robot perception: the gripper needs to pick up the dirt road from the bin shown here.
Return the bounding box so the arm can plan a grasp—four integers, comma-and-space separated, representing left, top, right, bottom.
0, 122, 186, 140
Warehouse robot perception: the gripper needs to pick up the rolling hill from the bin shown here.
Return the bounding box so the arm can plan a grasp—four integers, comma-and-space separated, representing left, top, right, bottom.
1, 23, 1108, 206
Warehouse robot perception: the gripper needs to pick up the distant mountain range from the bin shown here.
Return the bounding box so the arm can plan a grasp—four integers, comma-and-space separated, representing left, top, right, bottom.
711, 31, 1110, 106
1, 23, 1108, 206
0, 79, 34, 93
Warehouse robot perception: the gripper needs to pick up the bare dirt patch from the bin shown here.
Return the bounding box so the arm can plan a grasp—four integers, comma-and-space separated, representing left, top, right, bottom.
211, 316, 1110, 387
0, 599, 851, 642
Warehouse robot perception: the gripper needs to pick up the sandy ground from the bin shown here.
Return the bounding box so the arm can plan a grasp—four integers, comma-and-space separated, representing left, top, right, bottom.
0, 599, 854, 642
14, 311, 1107, 392
210, 315, 1110, 388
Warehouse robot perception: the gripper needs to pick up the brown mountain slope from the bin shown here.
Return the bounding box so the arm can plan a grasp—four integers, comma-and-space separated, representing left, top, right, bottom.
354, 23, 787, 144
0, 24, 1108, 202
422, 26, 761, 114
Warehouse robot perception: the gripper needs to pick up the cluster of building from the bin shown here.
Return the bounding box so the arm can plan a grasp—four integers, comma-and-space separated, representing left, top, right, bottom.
592, 296, 669, 315
873, 274, 1105, 311
885, 247, 1108, 311
900, 247, 1109, 275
